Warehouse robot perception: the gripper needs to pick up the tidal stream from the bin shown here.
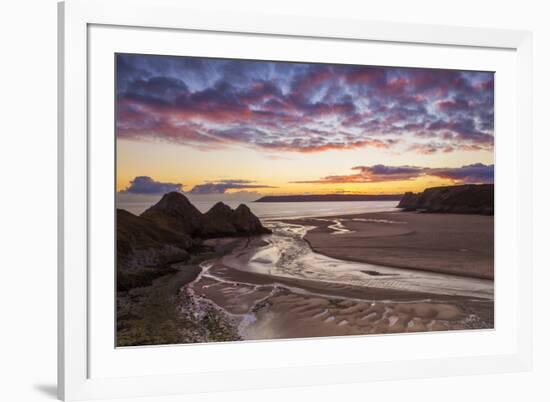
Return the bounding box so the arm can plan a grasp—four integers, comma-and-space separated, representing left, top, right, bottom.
194, 219, 494, 301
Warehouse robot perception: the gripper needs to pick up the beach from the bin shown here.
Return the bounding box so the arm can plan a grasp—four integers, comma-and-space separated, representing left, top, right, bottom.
117, 206, 494, 345
295, 211, 494, 279
190, 211, 492, 340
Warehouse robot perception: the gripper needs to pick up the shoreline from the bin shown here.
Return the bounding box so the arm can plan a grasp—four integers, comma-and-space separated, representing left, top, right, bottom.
279, 210, 494, 280
192, 243, 493, 339
116, 240, 246, 347
118, 208, 494, 344
301, 235, 493, 281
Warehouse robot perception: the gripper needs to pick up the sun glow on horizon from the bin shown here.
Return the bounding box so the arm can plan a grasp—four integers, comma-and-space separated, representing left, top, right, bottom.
115, 55, 494, 198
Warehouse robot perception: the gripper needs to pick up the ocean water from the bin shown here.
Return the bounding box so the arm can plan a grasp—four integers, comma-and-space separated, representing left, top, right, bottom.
118, 200, 399, 219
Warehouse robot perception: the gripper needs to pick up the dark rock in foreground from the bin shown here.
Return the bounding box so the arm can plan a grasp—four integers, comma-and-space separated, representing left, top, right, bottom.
117, 193, 271, 290
398, 184, 494, 215
117, 209, 192, 271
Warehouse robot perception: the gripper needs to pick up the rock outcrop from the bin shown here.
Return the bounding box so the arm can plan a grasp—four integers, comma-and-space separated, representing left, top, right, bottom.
117, 194, 270, 290
201, 202, 239, 237
201, 202, 272, 238
397, 192, 421, 211
119, 193, 270, 265
117, 209, 191, 270
398, 184, 494, 215
141, 192, 204, 236
141, 192, 271, 238
232, 204, 271, 234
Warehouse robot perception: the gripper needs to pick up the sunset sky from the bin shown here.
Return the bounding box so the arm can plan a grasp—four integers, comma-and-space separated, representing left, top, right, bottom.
116, 54, 494, 199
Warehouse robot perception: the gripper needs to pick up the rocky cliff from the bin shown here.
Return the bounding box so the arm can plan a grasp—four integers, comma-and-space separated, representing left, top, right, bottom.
398, 184, 494, 215
117, 209, 192, 271
117, 193, 271, 289
141, 191, 204, 236
200, 202, 237, 237
201, 202, 272, 237
141, 192, 272, 238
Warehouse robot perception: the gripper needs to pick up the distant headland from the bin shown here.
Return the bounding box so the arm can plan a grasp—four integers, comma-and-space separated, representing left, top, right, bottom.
254, 194, 403, 202
398, 184, 494, 215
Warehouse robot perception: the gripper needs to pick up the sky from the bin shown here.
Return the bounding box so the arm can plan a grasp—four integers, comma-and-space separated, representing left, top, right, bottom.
116, 53, 494, 199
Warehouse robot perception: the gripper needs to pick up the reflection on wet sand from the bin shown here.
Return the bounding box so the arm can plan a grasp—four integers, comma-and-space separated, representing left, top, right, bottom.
189, 218, 494, 340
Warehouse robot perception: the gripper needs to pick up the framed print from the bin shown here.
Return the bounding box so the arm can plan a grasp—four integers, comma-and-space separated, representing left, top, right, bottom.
114, 54, 496, 347
58, 0, 533, 400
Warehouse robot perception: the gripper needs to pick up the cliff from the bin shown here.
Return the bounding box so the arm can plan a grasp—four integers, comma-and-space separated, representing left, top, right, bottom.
201, 202, 271, 237
117, 209, 192, 271
141, 191, 204, 236
140, 192, 271, 238
398, 184, 494, 215
117, 193, 271, 289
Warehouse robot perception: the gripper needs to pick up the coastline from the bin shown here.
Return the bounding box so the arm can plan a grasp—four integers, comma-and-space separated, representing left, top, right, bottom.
191, 238, 493, 339
188, 210, 494, 340
285, 210, 494, 280
116, 239, 245, 347
117, 208, 494, 345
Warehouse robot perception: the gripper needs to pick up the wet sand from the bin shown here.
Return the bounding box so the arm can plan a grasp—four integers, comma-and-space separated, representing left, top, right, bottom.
290, 211, 494, 280
191, 258, 493, 340
119, 210, 494, 345
189, 215, 494, 340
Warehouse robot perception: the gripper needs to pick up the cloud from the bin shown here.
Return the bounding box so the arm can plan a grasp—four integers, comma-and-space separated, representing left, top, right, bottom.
116, 54, 494, 154
293, 163, 493, 184
189, 180, 277, 194
120, 176, 184, 194
431, 163, 494, 183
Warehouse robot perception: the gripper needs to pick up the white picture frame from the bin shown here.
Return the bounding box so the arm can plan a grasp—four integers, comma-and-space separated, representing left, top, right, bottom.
58, 0, 533, 400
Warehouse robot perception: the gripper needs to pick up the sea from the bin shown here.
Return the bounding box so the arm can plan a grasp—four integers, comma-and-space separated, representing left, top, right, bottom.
118, 200, 400, 219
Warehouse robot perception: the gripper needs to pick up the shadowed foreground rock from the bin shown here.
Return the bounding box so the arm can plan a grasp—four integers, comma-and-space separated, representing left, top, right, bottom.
117, 193, 271, 290
117, 209, 193, 290
398, 184, 493, 215
117, 209, 192, 271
